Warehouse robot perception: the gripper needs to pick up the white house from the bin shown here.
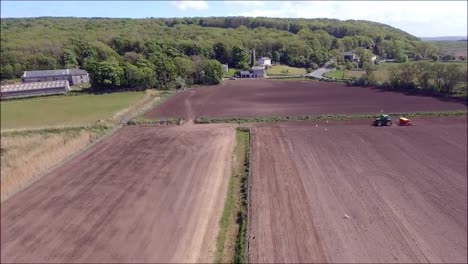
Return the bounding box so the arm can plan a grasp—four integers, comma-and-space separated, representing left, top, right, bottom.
257, 57, 271, 67
344, 51, 378, 64
223, 64, 229, 73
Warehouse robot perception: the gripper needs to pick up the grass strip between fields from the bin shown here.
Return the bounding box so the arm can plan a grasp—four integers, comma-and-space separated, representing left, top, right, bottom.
126, 117, 184, 126
0, 124, 112, 137
195, 110, 467, 124
214, 127, 250, 264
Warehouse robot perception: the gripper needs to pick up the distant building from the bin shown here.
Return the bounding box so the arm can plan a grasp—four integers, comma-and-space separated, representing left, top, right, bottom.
238, 67, 266, 78
240, 70, 251, 78
22, 69, 89, 86
251, 66, 266, 78
257, 57, 271, 67
344, 51, 357, 62
223, 64, 229, 73
344, 51, 378, 64
1, 80, 70, 100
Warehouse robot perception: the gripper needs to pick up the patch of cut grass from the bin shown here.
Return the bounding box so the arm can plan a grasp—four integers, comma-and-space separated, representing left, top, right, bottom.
324, 69, 365, 80
214, 127, 250, 264
1, 91, 145, 130
224, 68, 239, 77
266, 65, 306, 76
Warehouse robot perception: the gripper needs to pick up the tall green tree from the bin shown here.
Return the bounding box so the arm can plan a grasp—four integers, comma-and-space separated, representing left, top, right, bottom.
440, 64, 463, 94
213, 42, 230, 64
151, 55, 177, 90
85, 60, 124, 89
202, 59, 224, 85
61, 49, 78, 68
173, 56, 194, 85
273, 51, 281, 65
231, 46, 249, 68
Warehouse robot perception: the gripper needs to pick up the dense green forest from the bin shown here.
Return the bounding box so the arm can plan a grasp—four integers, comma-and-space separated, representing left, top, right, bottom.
0, 17, 439, 89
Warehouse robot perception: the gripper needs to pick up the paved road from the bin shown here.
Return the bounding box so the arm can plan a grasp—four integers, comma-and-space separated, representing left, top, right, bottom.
306, 67, 334, 79
306, 60, 336, 79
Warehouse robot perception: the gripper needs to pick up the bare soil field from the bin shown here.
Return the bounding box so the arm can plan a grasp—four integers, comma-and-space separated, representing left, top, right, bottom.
1, 124, 235, 263
249, 118, 467, 263
144, 80, 466, 120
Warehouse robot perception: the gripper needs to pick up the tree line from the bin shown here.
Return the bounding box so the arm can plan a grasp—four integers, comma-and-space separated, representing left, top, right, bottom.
353, 62, 467, 96
1, 17, 440, 89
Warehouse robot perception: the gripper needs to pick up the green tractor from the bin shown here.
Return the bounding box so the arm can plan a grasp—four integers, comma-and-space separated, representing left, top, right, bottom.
373, 114, 392, 127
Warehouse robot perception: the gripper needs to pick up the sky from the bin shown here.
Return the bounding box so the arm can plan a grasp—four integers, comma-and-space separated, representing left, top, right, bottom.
1, 1, 467, 37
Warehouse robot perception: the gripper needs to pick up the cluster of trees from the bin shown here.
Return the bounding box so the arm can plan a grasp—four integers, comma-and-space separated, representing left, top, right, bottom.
1, 17, 439, 87
360, 62, 467, 95
85, 55, 224, 90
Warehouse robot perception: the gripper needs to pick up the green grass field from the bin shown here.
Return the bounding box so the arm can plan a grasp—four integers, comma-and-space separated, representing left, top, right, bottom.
324, 70, 364, 80
224, 68, 238, 77
1, 92, 145, 130
266, 65, 307, 76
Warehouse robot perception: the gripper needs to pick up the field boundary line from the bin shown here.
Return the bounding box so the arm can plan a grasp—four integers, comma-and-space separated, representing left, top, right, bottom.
214, 127, 251, 264
245, 126, 253, 264
195, 110, 467, 125
0, 124, 108, 135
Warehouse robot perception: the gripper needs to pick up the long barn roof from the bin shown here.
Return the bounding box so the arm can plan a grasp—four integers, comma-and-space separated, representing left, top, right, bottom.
1, 80, 69, 92
23, 69, 87, 78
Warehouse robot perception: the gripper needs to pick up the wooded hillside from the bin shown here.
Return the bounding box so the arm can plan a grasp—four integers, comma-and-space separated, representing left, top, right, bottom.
1, 17, 437, 89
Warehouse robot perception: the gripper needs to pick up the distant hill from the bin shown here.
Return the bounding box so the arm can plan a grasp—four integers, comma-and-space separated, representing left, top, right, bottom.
1, 17, 427, 80
420, 36, 467, 41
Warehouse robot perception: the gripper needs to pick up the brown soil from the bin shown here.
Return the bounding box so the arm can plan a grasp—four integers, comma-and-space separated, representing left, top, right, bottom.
1, 124, 235, 263
248, 118, 467, 263
144, 80, 466, 120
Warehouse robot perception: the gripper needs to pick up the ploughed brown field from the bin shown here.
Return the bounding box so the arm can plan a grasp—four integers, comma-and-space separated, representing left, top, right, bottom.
248, 118, 467, 263
144, 79, 466, 120
1, 125, 234, 263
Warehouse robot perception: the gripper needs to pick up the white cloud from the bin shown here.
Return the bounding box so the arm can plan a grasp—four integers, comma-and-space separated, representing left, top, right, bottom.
224, 1, 265, 7
172, 1, 209, 11
226, 1, 467, 37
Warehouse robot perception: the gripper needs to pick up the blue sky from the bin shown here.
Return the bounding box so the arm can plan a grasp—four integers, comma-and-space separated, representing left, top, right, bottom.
1, 1, 467, 37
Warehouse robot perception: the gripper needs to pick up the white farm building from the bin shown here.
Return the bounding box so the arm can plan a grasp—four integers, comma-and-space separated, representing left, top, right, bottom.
0, 68, 89, 100
1, 80, 70, 99
257, 57, 271, 67
22, 69, 89, 86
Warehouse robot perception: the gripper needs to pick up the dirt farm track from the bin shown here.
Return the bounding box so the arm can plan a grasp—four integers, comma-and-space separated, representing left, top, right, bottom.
145, 79, 466, 120
1, 125, 234, 263
248, 118, 467, 263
